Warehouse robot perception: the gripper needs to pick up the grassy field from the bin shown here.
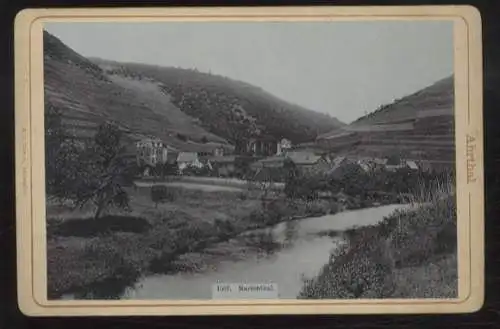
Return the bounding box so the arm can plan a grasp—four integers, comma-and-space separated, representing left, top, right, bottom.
298, 177, 457, 299
46, 184, 339, 299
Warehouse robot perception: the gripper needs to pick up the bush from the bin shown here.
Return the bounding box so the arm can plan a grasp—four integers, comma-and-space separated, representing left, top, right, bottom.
151, 185, 170, 207
182, 165, 212, 177
298, 239, 395, 299
48, 215, 152, 237
162, 162, 179, 176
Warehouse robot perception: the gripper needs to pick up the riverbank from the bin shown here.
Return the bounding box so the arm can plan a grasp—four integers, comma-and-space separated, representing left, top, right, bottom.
298, 180, 457, 299
47, 184, 343, 299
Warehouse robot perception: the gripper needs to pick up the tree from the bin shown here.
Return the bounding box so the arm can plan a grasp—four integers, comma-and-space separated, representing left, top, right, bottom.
284, 159, 300, 200
73, 122, 136, 220
386, 153, 401, 166
176, 133, 187, 141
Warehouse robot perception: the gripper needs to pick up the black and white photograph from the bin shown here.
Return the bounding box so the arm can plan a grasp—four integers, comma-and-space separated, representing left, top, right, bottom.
42, 18, 460, 302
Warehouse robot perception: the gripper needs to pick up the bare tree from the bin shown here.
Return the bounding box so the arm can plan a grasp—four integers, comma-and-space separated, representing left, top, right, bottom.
73, 122, 135, 219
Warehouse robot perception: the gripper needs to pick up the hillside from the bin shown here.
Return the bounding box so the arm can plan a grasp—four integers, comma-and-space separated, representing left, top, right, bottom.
90, 58, 345, 146
43, 30, 235, 154
44, 30, 344, 155
315, 76, 455, 166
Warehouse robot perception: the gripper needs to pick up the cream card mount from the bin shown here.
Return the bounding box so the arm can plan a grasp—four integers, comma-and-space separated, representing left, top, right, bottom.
15, 5, 483, 316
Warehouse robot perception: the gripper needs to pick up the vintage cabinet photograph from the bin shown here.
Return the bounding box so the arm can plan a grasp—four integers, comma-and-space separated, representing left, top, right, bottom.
15, 6, 484, 316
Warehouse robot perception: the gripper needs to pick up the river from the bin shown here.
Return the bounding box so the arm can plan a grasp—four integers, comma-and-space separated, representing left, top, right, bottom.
120, 204, 407, 300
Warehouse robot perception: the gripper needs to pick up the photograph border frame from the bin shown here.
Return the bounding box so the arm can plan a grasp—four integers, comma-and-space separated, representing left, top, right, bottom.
14, 5, 484, 316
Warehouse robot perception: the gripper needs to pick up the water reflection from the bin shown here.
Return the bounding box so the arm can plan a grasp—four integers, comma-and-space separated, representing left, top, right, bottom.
244, 228, 281, 255
283, 220, 299, 247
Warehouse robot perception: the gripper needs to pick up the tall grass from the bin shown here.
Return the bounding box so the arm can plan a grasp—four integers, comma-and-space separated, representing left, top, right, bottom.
405, 172, 455, 205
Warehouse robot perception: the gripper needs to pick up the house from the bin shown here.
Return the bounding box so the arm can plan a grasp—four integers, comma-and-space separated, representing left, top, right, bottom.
329, 156, 349, 170
369, 158, 389, 171
355, 157, 388, 173
276, 138, 292, 155
357, 159, 373, 172
405, 160, 419, 171
327, 156, 361, 180
381, 157, 419, 172
384, 159, 404, 171
385, 164, 404, 172
213, 146, 225, 157
373, 158, 389, 166
286, 151, 321, 164
136, 137, 172, 168
286, 151, 329, 175
177, 152, 203, 172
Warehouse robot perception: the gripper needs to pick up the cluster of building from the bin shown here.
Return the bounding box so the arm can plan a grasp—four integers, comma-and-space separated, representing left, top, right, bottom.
134, 136, 294, 178
134, 134, 425, 181
249, 152, 422, 182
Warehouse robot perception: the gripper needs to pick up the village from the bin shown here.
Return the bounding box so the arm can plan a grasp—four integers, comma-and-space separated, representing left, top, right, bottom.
134, 134, 423, 185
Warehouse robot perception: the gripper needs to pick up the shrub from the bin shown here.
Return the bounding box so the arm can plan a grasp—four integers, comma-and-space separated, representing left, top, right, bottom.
298, 176, 457, 299
329, 202, 340, 214
49, 215, 152, 237
213, 219, 236, 239
151, 185, 169, 207
298, 239, 395, 299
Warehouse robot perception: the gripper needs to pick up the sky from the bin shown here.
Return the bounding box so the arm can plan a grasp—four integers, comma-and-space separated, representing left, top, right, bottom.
44, 20, 454, 123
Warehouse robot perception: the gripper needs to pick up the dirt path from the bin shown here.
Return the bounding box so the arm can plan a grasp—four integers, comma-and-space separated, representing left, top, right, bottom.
134, 180, 244, 192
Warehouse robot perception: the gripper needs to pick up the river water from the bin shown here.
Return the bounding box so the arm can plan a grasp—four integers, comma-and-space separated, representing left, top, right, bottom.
121, 204, 406, 300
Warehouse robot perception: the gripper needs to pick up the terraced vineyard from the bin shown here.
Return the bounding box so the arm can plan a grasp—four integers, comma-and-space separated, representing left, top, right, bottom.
316, 76, 455, 166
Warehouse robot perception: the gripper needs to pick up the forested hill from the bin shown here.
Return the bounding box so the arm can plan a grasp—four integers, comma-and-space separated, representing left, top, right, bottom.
91, 58, 345, 145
